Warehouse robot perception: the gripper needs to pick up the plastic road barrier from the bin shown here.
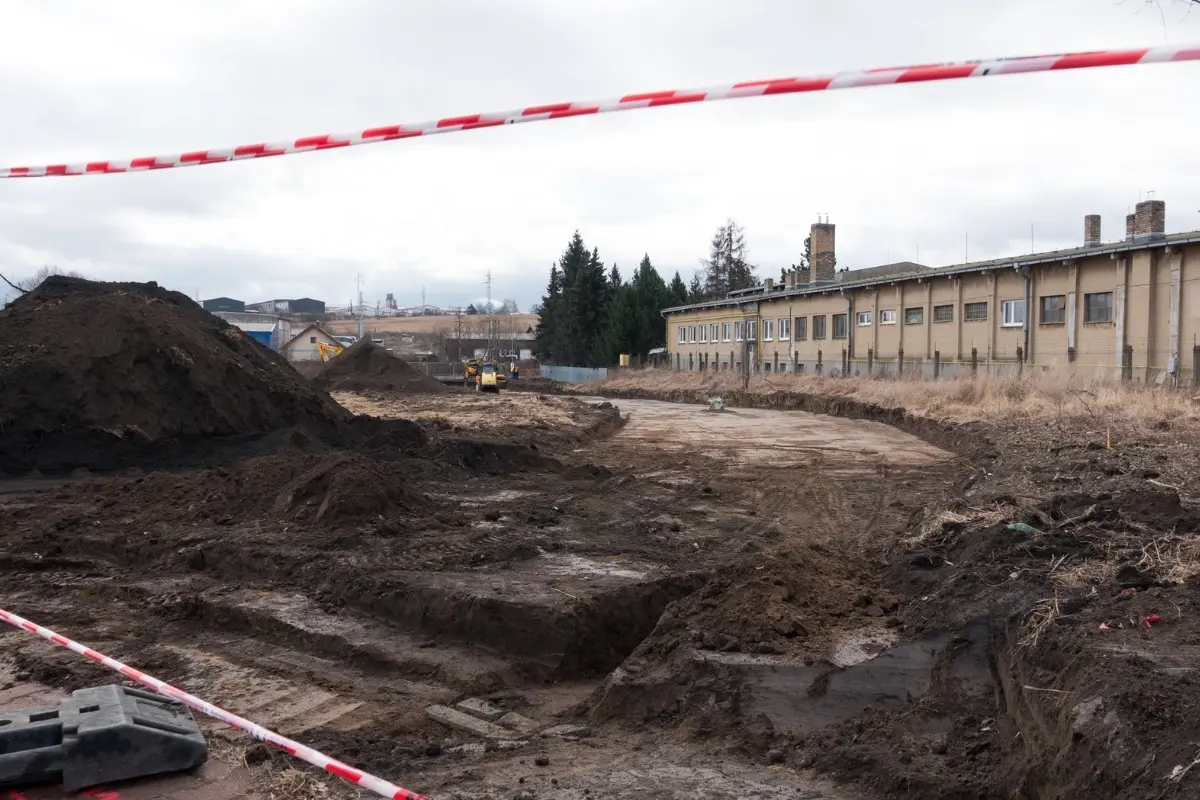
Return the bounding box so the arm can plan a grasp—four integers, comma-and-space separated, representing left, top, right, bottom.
0, 607, 428, 800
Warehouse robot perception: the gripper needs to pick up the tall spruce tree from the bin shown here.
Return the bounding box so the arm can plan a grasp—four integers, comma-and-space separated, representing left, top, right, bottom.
632, 254, 669, 353
668, 271, 688, 307
600, 284, 641, 365
687, 272, 703, 302
533, 263, 564, 362
564, 247, 608, 366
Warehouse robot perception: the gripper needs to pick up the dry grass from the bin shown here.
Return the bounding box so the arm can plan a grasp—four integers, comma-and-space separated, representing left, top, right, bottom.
594, 368, 1200, 429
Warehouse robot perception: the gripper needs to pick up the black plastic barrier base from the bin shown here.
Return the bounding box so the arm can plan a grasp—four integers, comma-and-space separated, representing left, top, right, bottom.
0, 683, 208, 791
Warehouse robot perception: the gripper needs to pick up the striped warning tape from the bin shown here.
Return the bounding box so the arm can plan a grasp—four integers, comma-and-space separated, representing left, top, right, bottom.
1, 44, 1197, 179
0, 607, 427, 800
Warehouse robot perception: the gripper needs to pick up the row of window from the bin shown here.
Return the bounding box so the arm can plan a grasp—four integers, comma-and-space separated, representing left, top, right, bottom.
675, 292, 1115, 345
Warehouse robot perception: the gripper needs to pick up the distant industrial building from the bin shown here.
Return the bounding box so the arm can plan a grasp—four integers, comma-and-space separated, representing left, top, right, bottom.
201, 297, 244, 313
246, 297, 326, 315
211, 311, 293, 351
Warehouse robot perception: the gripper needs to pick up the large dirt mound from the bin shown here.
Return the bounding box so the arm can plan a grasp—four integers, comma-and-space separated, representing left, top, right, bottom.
314, 340, 447, 393
0, 277, 351, 473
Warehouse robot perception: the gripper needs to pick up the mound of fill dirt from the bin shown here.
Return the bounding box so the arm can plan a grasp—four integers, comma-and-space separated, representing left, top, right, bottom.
313, 340, 447, 393
0, 277, 352, 473
65, 450, 425, 528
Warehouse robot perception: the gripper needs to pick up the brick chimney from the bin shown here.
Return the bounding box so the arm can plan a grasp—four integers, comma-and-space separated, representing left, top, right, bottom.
1084, 215, 1101, 247
810, 217, 836, 284
1133, 199, 1166, 240
783, 272, 793, 290
763, 277, 774, 293
1125, 213, 1136, 240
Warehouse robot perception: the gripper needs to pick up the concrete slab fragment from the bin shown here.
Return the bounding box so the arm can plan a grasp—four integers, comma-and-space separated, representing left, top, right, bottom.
455, 697, 506, 722
425, 705, 519, 739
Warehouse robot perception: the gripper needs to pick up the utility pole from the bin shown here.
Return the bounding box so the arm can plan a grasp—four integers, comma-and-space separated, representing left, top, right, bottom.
354, 273, 365, 339
421, 285, 426, 311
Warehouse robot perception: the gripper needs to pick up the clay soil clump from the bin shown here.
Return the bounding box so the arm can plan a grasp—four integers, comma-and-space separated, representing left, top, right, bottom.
0, 277, 351, 474
314, 340, 447, 393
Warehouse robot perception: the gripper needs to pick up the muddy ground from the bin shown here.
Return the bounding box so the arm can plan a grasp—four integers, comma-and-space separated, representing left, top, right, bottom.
3, 376, 1199, 799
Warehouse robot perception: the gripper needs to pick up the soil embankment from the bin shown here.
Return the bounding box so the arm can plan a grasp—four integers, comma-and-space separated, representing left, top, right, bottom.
0, 277, 353, 473
313, 339, 447, 393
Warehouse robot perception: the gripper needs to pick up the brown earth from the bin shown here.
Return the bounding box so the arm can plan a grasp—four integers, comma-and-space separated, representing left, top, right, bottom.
0, 277, 363, 475
313, 339, 448, 394
577, 381, 1200, 800
4, 284, 1200, 800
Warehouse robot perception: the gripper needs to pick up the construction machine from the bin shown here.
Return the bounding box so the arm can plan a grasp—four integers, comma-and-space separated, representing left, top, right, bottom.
316, 341, 344, 362
464, 359, 507, 391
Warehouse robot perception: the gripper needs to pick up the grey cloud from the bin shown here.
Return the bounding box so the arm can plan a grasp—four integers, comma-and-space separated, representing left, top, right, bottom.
2, 0, 1199, 314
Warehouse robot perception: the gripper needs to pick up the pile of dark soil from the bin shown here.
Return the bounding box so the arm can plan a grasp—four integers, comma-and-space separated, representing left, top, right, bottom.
809, 488, 1200, 799
65, 450, 425, 528
0, 277, 352, 474
314, 340, 447, 393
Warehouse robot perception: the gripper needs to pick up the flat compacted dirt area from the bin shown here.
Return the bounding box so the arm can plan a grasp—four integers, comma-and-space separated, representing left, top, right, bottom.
4, 280, 1200, 800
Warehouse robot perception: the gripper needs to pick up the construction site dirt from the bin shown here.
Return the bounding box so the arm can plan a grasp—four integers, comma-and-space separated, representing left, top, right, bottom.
4, 281, 1200, 799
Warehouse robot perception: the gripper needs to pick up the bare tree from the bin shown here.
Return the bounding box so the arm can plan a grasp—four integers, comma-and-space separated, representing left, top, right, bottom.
1, 265, 84, 295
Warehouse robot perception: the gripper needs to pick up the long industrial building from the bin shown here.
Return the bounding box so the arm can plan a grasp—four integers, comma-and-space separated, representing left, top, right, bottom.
664, 199, 1199, 382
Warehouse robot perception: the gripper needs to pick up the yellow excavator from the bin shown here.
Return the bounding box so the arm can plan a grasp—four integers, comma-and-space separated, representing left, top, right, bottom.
317, 341, 344, 362
464, 359, 506, 392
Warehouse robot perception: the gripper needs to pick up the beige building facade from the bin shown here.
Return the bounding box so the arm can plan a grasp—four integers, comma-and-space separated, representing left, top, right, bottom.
665, 200, 1200, 382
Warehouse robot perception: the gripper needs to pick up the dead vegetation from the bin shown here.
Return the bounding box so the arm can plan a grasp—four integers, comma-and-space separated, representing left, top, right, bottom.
596, 368, 1200, 428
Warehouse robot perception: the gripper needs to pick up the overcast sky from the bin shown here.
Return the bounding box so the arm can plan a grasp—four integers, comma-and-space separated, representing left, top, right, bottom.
2, 0, 1199, 311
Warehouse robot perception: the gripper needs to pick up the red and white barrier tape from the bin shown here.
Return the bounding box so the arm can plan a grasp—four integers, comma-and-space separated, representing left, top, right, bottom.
2, 44, 1197, 179
0, 607, 427, 800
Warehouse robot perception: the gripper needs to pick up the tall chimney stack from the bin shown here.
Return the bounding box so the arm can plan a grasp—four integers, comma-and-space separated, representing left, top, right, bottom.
1083, 215, 1101, 247
810, 217, 836, 284
1125, 213, 1136, 240
763, 277, 774, 293
1133, 199, 1166, 240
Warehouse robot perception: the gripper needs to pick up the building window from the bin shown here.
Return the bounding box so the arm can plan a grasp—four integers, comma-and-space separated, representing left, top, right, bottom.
812, 315, 827, 340
778, 317, 790, 340
722, 322, 731, 342
710, 323, 719, 342
1040, 295, 1066, 324
678, 326, 686, 344
1001, 299, 1025, 328
933, 304, 954, 323
735, 322, 744, 341
746, 320, 757, 340
880, 309, 897, 325
764, 362, 772, 373
856, 311, 873, 327
762, 319, 774, 341
309, 336, 317, 343
689, 326, 697, 343
964, 302, 988, 322
833, 313, 848, 339
905, 307, 924, 325
1084, 291, 1113, 324
794, 317, 807, 340
699, 325, 707, 343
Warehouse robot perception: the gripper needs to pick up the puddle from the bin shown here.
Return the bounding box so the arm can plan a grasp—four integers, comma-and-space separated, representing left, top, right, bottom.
701, 624, 991, 735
